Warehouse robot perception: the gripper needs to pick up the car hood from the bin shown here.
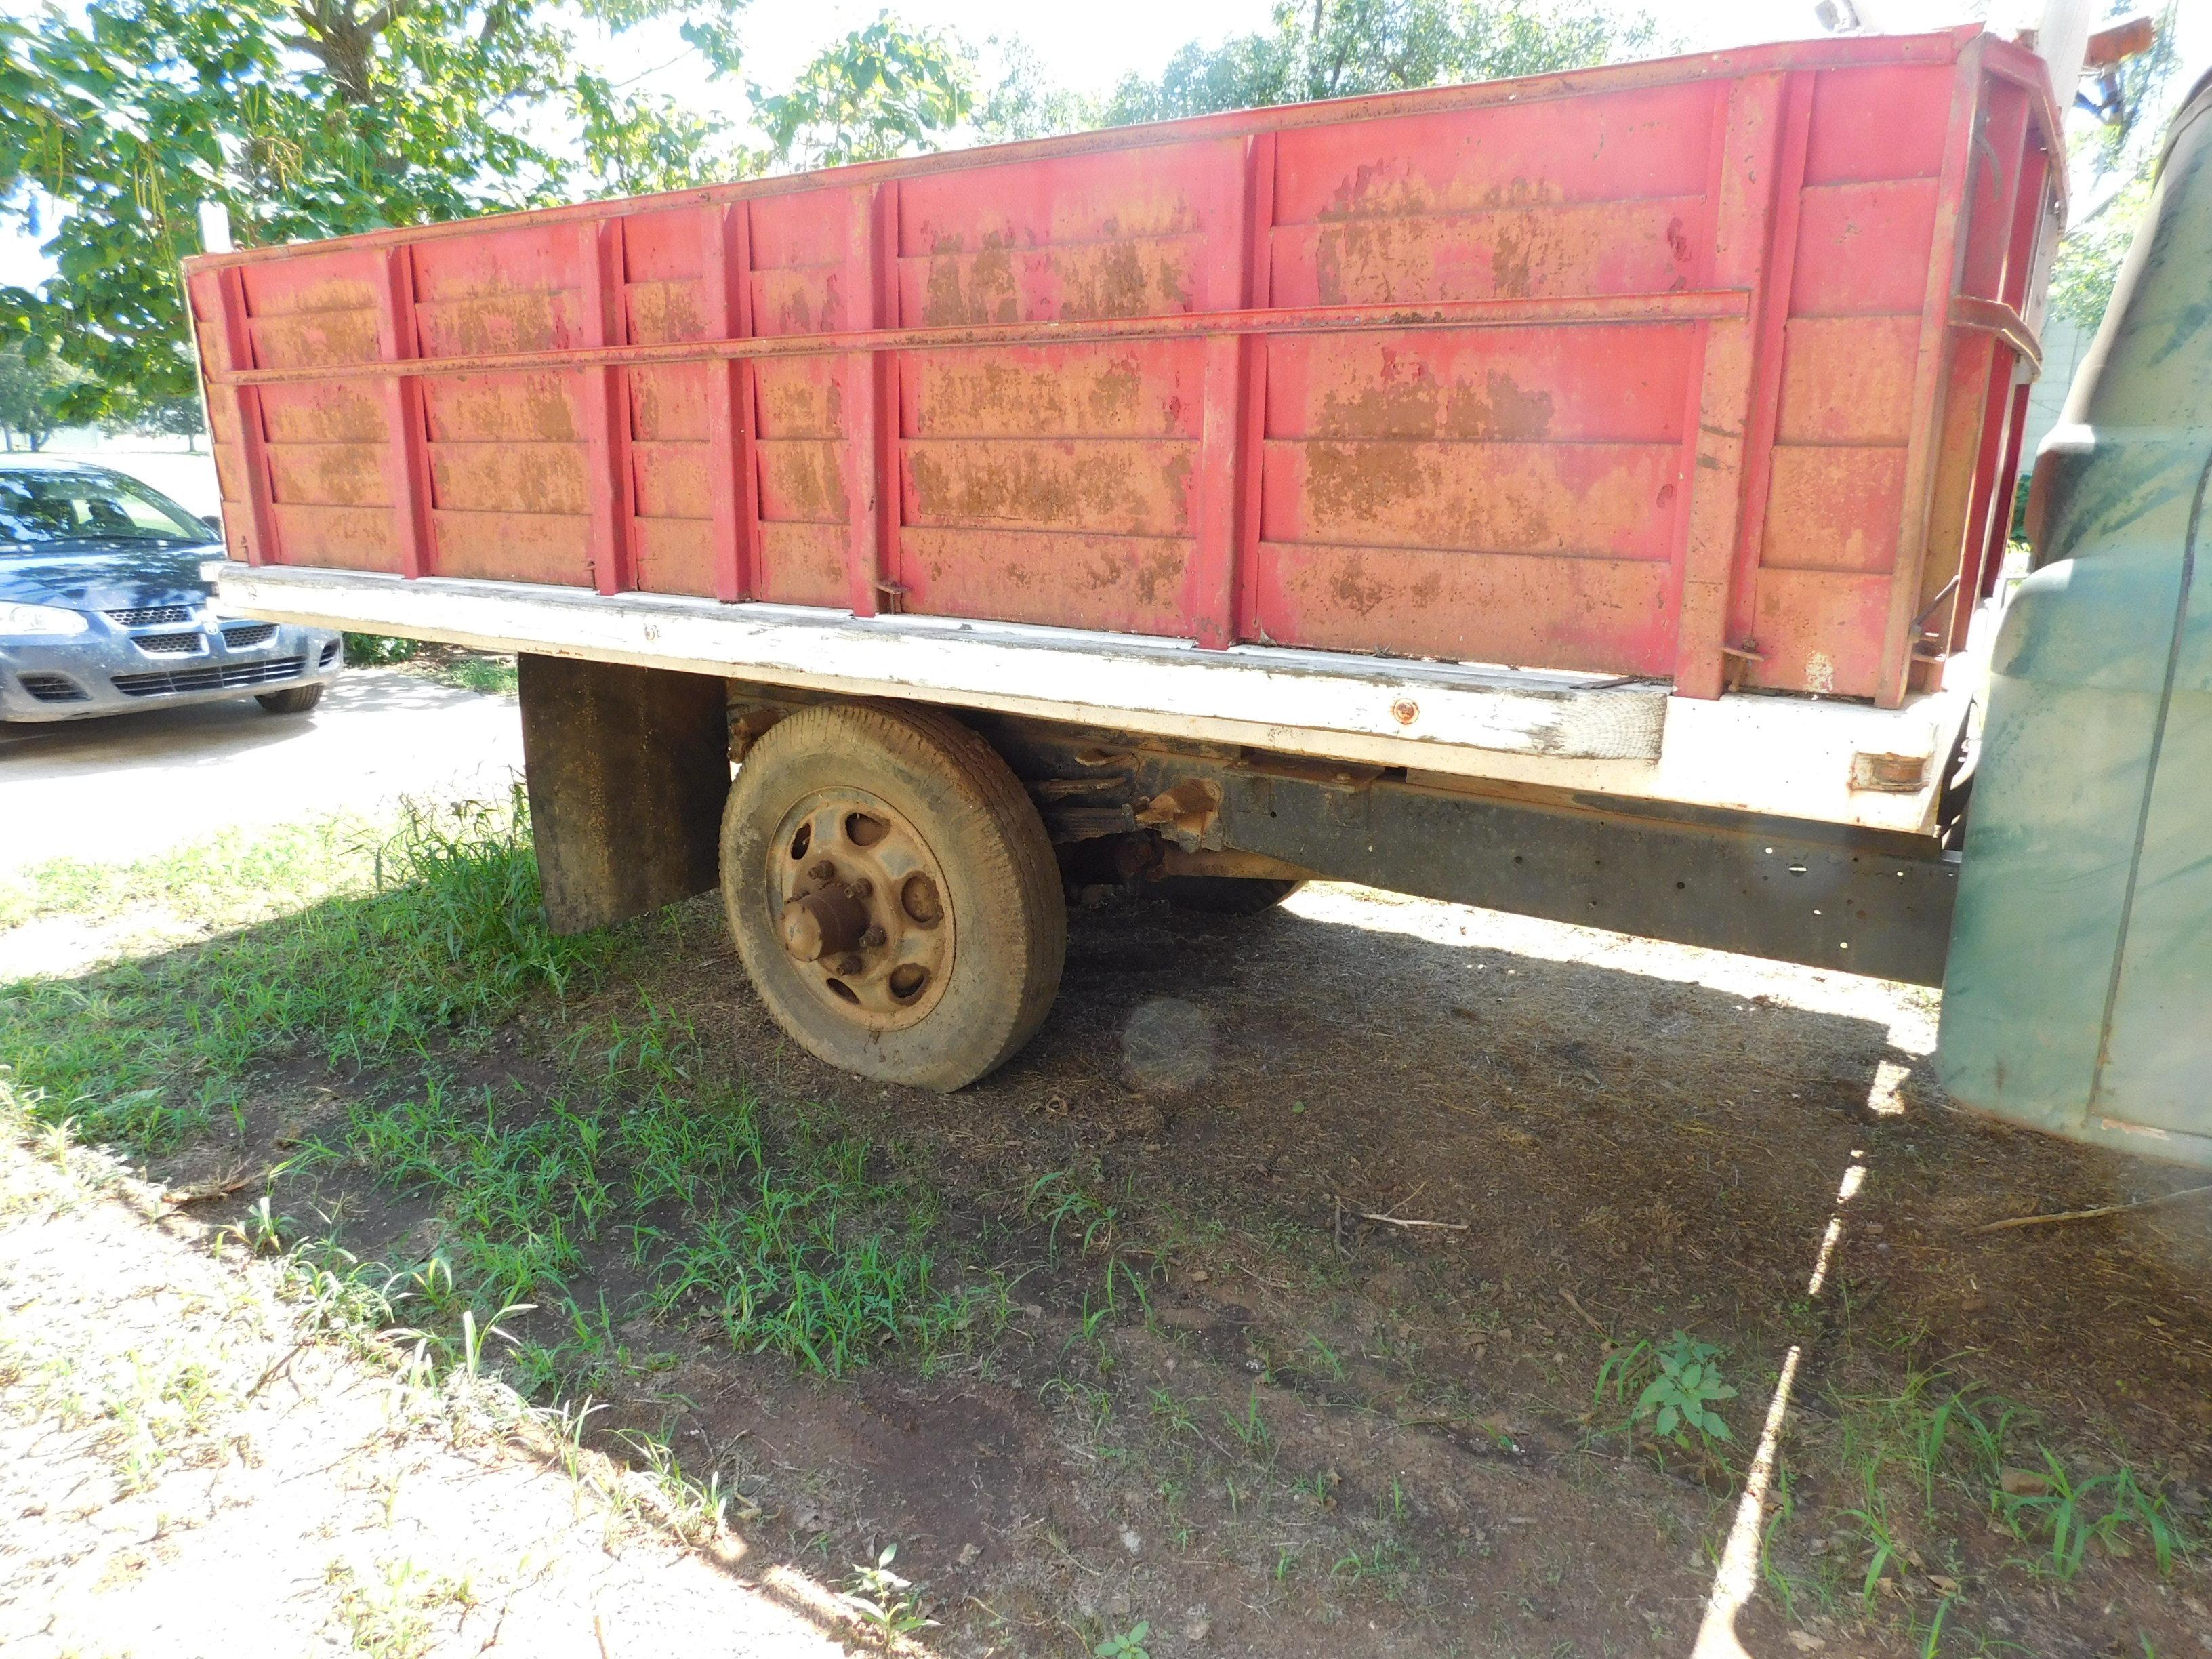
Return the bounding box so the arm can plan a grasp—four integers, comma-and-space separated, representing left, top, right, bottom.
0, 541, 219, 614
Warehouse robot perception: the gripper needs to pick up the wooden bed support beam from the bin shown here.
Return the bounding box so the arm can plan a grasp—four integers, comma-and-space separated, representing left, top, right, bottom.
516, 654, 730, 934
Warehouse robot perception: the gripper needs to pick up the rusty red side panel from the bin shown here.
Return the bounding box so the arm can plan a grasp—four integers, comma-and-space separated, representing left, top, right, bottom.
188, 28, 2062, 705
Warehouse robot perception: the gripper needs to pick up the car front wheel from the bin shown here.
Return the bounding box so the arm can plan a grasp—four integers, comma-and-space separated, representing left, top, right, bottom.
255, 684, 324, 715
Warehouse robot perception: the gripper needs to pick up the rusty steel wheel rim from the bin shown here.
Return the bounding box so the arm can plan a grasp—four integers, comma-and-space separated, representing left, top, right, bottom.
765, 787, 956, 1031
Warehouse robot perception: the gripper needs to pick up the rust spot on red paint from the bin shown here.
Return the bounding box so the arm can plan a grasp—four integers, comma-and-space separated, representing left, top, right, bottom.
422, 292, 573, 357
1320, 553, 1443, 619
756, 367, 844, 440
262, 384, 385, 443
1086, 356, 1146, 428
1490, 224, 1532, 298
916, 352, 1164, 437
1128, 543, 1182, 607
921, 235, 1193, 326
1315, 368, 1554, 443
1297, 438, 1669, 558
923, 233, 1018, 326
772, 287, 816, 333
304, 445, 384, 507
427, 374, 579, 443
1057, 241, 1188, 319
251, 307, 382, 370
1307, 443, 1413, 533
628, 280, 705, 344
630, 375, 667, 436
909, 441, 1191, 537
1330, 554, 1389, 616
763, 443, 845, 522
1322, 163, 1568, 223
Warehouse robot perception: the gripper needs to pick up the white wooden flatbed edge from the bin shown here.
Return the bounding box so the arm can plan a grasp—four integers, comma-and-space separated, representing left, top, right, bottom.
222, 565, 1967, 837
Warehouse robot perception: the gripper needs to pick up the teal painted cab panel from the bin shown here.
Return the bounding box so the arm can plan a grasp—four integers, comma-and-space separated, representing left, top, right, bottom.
1938, 70, 2212, 1167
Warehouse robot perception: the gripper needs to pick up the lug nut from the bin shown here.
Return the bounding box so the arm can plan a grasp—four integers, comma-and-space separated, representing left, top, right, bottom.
860, 926, 888, 949
847, 878, 872, 898
809, 860, 836, 881
836, 954, 865, 975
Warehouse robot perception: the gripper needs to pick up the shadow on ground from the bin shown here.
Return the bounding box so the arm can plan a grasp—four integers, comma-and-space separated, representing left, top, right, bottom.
12, 879, 2212, 1657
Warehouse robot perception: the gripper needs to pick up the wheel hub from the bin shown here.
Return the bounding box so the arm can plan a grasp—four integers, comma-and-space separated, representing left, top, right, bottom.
768, 790, 955, 1031
780, 883, 870, 962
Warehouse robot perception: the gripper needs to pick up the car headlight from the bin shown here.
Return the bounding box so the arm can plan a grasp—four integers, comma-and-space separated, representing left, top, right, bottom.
199, 558, 236, 586
0, 602, 89, 637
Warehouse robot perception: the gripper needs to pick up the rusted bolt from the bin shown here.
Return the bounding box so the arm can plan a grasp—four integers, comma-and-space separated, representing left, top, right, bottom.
860, 926, 888, 949
847, 878, 873, 899
1390, 697, 1419, 726
836, 954, 865, 976
809, 859, 837, 882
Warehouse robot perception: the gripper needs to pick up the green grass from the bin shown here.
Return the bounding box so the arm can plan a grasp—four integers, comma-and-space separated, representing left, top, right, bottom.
432, 654, 518, 698
1788, 1371, 2201, 1625
10, 786, 2200, 1652
345, 632, 517, 698
0, 813, 379, 933
1, 794, 997, 1384
0, 794, 617, 1152
329, 1019, 1002, 1377
344, 633, 422, 668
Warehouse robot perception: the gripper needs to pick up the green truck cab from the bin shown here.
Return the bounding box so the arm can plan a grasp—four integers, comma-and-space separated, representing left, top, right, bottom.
1940, 69, 2212, 1167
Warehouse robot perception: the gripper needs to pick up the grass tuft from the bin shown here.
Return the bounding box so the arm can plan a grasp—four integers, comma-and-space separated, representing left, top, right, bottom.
335, 1027, 1000, 1377
1, 793, 615, 1153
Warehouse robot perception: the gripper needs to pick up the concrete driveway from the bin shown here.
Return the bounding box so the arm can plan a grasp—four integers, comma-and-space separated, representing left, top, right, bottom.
0, 668, 521, 874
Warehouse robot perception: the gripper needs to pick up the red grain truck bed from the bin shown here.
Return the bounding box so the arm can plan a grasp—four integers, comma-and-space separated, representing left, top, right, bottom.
190, 26, 2062, 840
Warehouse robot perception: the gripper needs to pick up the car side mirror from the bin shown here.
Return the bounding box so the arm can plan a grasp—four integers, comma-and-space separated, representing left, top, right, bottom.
201, 513, 224, 533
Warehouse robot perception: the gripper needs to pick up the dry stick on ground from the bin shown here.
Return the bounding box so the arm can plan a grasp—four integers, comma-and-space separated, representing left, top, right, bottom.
243, 1338, 310, 1401
1559, 1288, 1612, 1340
1335, 1179, 1470, 1234
1350, 1205, 1469, 1233
162, 1164, 263, 1206
1973, 1182, 2212, 1235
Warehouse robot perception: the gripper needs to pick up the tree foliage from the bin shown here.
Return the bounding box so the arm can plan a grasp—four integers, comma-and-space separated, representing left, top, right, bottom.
2049, 173, 2152, 333
120, 390, 208, 450
989, 0, 1657, 136
0, 0, 970, 424
0, 0, 1659, 422
756, 17, 972, 169
2049, 3, 2184, 331
0, 344, 82, 449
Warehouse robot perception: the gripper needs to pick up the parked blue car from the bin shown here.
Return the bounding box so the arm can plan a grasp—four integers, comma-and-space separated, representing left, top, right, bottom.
0, 458, 342, 722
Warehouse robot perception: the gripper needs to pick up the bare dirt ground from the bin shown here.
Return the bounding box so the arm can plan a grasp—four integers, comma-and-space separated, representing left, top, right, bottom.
5, 844, 2211, 1658
0, 1122, 861, 1658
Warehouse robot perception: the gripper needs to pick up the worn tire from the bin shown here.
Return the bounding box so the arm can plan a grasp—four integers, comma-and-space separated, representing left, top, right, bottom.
1153, 875, 1307, 916
255, 683, 324, 714
720, 701, 1065, 1090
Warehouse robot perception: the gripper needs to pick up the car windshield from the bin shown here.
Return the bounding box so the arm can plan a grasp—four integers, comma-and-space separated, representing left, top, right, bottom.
0, 469, 209, 551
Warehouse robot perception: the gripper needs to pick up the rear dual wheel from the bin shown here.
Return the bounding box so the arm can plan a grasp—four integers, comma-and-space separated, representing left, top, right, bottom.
720, 703, 1065, 1091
